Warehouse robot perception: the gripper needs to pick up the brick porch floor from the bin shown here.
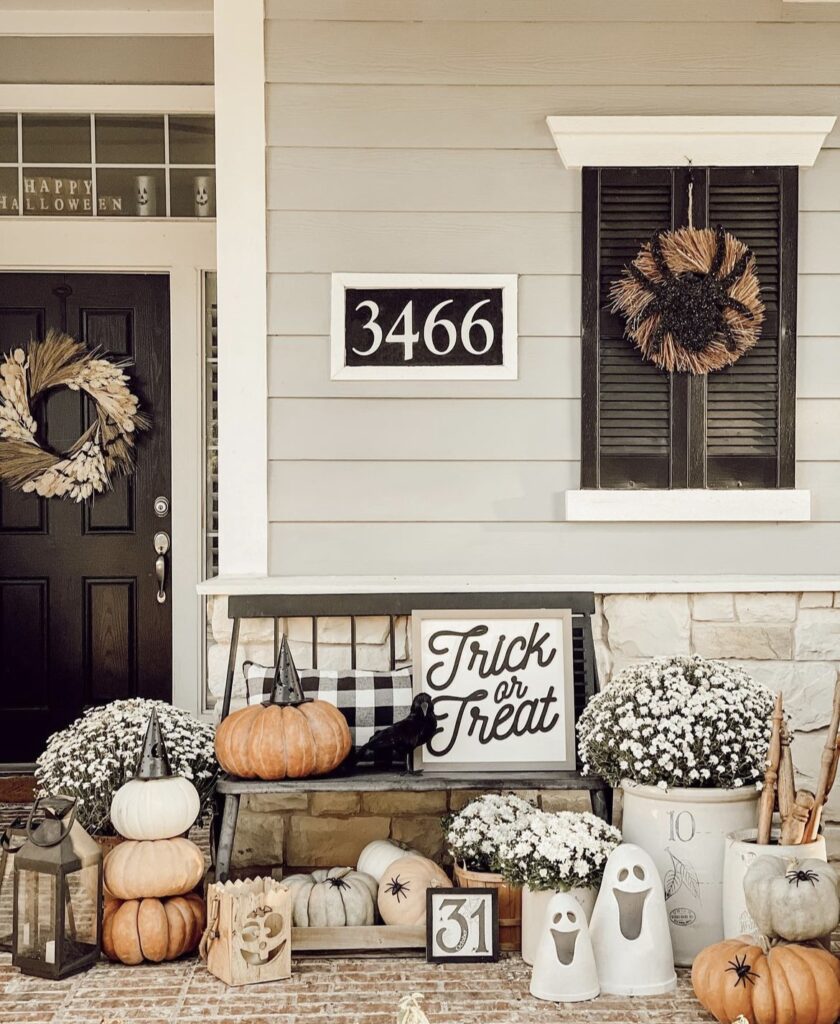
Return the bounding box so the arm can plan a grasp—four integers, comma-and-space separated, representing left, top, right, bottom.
1, 802, 712, 1024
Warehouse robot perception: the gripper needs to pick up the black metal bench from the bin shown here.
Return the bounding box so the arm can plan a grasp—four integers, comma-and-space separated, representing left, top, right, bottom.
213, 591, 610, 881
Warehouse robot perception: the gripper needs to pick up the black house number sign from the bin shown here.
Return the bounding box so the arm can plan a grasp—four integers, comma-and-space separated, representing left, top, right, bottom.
331, 274, 517, 380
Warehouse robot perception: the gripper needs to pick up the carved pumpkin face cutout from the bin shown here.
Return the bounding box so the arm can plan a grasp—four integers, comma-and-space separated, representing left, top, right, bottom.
137, 184, 149, 206
195, 184, 209, 207
237, 908, 287, 965
550, 907, 580, 965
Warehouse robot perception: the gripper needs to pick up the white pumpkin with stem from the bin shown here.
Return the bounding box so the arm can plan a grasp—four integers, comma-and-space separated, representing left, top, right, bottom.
357, 839, 422, 884
110, 708, 200, 841
377, 855, 451, 926
283, 867, 378, 927
744, 856, 840, 941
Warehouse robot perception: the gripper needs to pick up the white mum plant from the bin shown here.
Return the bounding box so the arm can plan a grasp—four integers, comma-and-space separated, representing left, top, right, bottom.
442, 793, 534, 873
577, 655, 775, 790
35, 698, 217, 835
500, 810, 621, 892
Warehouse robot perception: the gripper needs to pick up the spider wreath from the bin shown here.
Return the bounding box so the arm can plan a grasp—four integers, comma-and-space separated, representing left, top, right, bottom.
610, 224, 765, 375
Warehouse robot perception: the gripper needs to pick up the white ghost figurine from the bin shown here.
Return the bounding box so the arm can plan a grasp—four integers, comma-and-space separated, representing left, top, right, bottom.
589, 843, 676, 996
529, 892, 599, 1003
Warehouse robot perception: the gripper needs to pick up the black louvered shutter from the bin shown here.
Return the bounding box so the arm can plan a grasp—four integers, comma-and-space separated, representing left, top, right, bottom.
705, 167, 797, 487
581, 165, 797, 490
582, 168, 679, 488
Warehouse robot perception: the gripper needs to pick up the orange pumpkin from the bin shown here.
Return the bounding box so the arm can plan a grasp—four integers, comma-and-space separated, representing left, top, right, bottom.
103, 893, 205, 964
215, 701, 351, 780
691, 937, 840, 1024
104, 837, 206, 900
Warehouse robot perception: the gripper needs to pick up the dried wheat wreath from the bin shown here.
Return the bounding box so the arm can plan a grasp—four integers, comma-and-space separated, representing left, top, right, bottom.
0, 330, 149, 502
610, 224, 765, 375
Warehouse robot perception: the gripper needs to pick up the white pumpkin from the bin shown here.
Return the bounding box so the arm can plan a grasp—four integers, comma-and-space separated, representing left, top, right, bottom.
283, 867, 378, 927
110, 776, 200, 841
357, 839, 422, 883
744, 856, 840, 942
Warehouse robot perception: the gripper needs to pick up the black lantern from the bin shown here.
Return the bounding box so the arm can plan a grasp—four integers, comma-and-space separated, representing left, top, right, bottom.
12, 796, 103, 979
0, 816, 27, 952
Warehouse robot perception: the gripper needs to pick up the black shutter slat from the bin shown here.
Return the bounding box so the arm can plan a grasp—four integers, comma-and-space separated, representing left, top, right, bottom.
706, 167, 792, 488
591, 169, 674, 487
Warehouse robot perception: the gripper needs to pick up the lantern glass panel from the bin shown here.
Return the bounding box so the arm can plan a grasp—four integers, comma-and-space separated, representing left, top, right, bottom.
15, 868, 57, 965
0, 819, 27, 951
63, 865, 98, 961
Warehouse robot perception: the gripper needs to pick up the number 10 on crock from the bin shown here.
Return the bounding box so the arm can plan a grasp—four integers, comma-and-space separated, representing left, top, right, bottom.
330, 273, 518, 380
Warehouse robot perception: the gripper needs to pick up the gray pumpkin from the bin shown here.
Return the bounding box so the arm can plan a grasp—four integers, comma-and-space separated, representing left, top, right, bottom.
283, 867, 378, 927
744, 855, 840, 941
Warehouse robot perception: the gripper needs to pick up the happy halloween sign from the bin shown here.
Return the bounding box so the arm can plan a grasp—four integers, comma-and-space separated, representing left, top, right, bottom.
412, 609, 576, 772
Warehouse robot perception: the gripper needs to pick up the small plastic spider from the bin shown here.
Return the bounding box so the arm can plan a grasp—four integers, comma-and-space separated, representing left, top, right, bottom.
725, 953, 760, 988
786, 867, 821, 887
385, 875, 411, 903
629, 224, 755, 355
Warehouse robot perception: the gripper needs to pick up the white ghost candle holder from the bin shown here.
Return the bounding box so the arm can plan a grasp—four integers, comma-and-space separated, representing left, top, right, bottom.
589, 843, 676, 996
529, 892, 599, 1003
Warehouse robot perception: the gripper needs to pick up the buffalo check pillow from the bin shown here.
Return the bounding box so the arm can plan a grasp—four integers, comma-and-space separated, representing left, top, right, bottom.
243, 662, 413, 749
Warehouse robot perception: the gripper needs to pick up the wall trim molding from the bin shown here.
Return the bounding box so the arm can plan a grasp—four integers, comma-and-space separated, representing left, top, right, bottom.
214, 0, 269, 576
565, 489, 812, 523
197, 573, 840, 596
546, 115, 837, 168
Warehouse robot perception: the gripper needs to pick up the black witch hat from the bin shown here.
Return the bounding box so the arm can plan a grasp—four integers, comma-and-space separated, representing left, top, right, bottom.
134, 708, 174, 779
269, 634, 311, 706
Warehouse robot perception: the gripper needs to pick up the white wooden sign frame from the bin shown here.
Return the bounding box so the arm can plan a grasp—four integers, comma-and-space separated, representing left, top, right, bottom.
411, 608, 576, 774
330, 273, 518, 380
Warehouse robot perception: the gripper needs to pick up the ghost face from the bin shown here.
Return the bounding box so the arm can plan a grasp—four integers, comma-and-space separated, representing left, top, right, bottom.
237, 909, 287, 966
613, 859, 650, 940
195, 184, 208, 208
549, 907, 580, 965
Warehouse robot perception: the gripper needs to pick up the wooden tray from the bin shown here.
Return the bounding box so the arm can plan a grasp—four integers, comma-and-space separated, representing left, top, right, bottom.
291, 925, 426, 953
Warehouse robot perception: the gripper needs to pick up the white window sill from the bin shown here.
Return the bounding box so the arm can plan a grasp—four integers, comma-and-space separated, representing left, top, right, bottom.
564, 489, 812, 523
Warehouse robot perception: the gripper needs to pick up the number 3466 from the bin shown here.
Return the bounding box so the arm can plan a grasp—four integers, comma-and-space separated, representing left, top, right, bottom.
353, 298, 495, 360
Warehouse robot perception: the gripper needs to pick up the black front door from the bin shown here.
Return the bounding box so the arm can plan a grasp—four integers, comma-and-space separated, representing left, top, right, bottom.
0, 273, 172, 764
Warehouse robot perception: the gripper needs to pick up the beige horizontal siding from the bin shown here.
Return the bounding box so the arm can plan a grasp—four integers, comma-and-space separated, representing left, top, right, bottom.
266, 84, 840, 149
265, 0, 840, 23
268, 522, 840, 576
268, 336, 580, 399
265, 7, 840, 578
269, 461, 577, 522
266, 21, 840, 86
268, 398, 581, 461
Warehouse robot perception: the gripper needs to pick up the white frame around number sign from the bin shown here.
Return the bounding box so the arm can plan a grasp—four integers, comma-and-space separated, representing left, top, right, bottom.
330, 273, 518, 380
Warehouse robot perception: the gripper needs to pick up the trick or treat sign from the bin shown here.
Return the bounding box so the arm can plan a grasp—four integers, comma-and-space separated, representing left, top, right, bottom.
412, 609, 575, 772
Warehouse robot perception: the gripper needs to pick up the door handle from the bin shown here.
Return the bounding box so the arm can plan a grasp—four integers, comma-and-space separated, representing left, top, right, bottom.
154, 531, 170, 604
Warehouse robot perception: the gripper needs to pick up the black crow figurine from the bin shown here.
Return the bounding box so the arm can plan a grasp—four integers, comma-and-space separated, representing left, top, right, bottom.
354, 692, 437, 773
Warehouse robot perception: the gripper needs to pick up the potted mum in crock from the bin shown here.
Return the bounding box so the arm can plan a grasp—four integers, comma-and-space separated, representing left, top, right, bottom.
500, 809, 621, 965
442, 793, 532, 951
35, 698, 217, 844
577, 655, 774, 966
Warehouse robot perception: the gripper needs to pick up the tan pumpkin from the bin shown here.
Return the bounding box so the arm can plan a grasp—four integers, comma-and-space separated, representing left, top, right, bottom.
104, 837, 205, 900
691, 936, 840, 1024
103, 893, 205, 964
215, 702, 351, 780
377, 855, 451, 926
744, 856, 840, 942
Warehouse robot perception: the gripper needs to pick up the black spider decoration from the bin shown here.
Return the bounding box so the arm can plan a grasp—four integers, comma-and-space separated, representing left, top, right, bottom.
328, 877, 350, 890
384, 875, 411, 903
725, 953, 760, 988
786, 867, 820, 887
610, 223, 764, 375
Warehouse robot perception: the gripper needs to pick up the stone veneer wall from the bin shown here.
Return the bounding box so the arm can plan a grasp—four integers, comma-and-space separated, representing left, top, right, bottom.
205, 592, 840, 870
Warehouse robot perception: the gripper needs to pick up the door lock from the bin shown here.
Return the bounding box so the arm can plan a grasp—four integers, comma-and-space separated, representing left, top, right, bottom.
153, 495, 169, 517
154, 531, 170, 604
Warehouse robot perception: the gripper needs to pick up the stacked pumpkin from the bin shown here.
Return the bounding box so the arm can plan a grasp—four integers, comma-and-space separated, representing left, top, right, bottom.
102, 710, 207, 965
283, 840, 452, 930
692, 856, 840, 1024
